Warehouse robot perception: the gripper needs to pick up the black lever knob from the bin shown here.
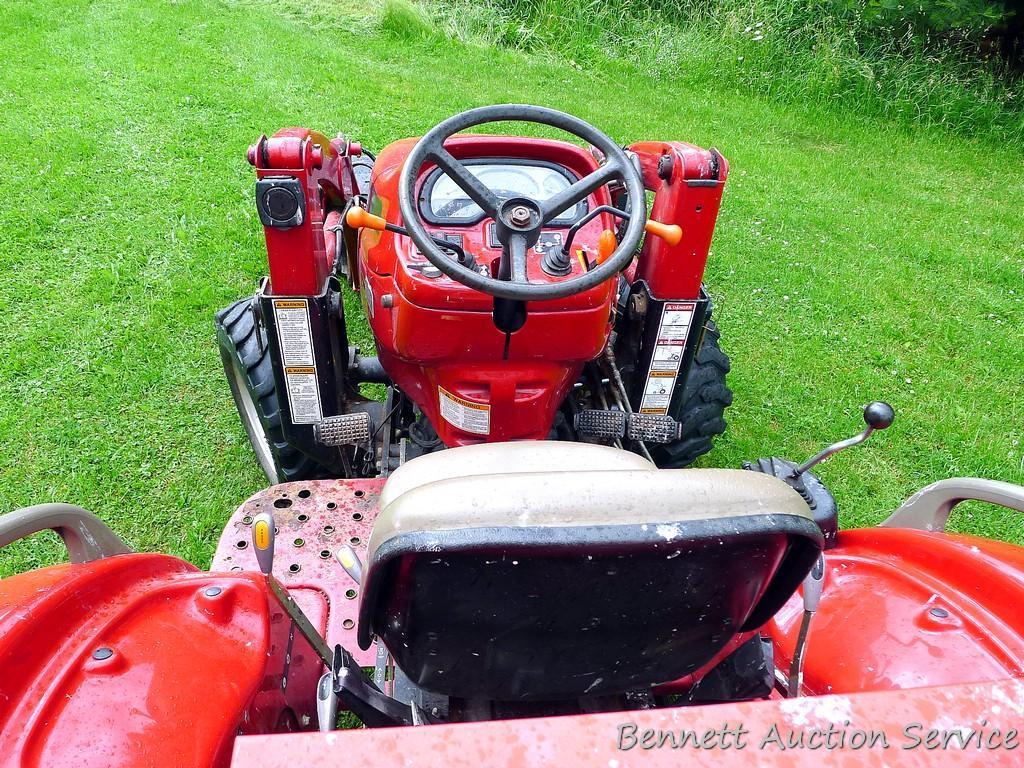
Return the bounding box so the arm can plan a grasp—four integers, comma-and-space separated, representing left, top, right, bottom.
863, 401, 895, 430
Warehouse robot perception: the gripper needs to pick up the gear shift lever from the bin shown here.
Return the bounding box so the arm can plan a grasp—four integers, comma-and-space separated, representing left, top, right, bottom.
790, 402, 894, 479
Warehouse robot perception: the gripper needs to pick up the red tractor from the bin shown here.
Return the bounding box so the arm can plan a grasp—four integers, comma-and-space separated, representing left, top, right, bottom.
215, 105, 732, 481
3, 107, 1023, 767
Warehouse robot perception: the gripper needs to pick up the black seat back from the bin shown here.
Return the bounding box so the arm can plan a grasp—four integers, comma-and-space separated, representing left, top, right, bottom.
357, 446, 823, 701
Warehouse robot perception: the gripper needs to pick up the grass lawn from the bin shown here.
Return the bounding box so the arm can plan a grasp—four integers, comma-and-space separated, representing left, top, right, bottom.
1, 0, 1022, 576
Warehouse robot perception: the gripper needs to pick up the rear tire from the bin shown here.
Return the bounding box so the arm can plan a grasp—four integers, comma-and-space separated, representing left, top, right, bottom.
215, 297, 329, 484
652, 320, 732, 468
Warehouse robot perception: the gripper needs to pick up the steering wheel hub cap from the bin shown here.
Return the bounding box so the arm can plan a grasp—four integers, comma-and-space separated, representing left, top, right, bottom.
508, 204, 533, 228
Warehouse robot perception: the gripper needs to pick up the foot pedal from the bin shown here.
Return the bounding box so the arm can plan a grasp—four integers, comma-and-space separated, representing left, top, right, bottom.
575, 409, 627, 439
314, 412, 372, 446
575, 409, 682, 444
627, 413, 682, 444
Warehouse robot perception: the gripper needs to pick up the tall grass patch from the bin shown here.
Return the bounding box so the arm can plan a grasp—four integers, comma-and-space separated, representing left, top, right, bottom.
420, 0, 1023, 142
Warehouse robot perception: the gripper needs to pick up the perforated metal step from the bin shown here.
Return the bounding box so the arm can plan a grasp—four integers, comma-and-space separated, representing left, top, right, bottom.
314, 412, 372, 446
574, 409, 628, 439
575, 409, 682, 444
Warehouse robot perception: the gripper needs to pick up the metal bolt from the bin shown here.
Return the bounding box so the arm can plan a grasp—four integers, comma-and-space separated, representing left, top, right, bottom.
929, 607, 949, 619
92, 647, 113, 661
509, 206, 532, 227
204, 586, 222, 597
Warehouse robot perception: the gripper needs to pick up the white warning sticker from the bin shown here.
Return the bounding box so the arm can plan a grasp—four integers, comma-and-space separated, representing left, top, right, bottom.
273, 299, 315, 366
273, 299, 322, 424
639, 302, 696, 415
284, 366, 322, 424
438, 387, 490, 435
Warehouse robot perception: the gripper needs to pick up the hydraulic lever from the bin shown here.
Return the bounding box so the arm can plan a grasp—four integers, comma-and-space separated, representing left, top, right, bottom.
790, 402, 894, 478
251, 512, 333, 666
788, 554, 825, 697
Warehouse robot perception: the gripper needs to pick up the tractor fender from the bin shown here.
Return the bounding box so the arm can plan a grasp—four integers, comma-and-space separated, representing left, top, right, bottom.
0, 554, 305, 768
768, 526, 1024, 695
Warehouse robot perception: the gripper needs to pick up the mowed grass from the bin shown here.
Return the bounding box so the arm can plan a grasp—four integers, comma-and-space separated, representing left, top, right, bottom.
0, 0, 1021, 576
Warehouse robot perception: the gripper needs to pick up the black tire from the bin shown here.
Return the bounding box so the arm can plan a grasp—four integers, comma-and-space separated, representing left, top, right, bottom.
652, 320, 733, 468
215, 297, 329, 484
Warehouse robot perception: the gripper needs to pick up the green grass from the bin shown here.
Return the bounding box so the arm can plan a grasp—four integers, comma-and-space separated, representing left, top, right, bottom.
0, 0, 1022, 577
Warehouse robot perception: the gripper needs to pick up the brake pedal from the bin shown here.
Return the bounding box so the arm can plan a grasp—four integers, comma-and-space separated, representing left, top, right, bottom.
314, 412, 372, 446
627, 413, 682, 444
575, 409, 627, 439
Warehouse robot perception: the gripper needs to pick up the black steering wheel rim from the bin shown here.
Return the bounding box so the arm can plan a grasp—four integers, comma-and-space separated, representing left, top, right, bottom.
397, 104, 646, 301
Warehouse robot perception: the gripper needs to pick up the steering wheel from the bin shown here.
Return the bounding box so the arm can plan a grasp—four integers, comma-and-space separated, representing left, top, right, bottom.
397, 104, 647, 301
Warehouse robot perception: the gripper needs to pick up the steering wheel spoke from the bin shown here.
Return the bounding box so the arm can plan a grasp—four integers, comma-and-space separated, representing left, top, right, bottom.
427, 144, 500, 218
541, 160, 621, 224
508, 234, 530, 284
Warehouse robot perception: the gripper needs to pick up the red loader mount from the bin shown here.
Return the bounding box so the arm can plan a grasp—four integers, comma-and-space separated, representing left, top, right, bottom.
214, 105, 732, 481
1, 106, 1023, 767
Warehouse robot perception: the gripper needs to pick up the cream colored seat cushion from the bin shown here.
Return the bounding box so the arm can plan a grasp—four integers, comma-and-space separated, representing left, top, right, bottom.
370, 440, 812, 558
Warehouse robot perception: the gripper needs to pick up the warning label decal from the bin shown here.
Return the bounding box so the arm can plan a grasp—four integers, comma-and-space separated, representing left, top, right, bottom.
273, 299, 316, 367
438, 387, 490, 435
283, 366, 322, 424
639, 302, 696, 415
273, 299, 322, 424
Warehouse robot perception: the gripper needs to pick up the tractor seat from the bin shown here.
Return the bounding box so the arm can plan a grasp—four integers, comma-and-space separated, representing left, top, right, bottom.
357, 441, 823, 701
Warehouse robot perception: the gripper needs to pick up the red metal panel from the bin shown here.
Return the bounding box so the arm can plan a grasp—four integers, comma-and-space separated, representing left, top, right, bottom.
249, 128, 360, 296
231, 678, 1024, 766
629, 141, 728, 300
768, 527, 1024, 695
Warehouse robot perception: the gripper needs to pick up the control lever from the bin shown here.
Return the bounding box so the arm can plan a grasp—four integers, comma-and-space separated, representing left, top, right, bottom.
251, 511, 333, 667
336, 544, 364, 584
790, 401, 894, 478
316, 648, 342, 732
252, 512, 276, 577
346, 206, 476, 269
545, 204, 683, 276
788, 554, 825, 697
255, 516, 423, 729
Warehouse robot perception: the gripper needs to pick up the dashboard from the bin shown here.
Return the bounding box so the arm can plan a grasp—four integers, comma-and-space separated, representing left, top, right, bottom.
417, 159, 587, 226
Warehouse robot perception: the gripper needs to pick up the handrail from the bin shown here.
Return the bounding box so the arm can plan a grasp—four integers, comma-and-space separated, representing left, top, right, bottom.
0, 503, 132, 563
880, 478, 1024, 532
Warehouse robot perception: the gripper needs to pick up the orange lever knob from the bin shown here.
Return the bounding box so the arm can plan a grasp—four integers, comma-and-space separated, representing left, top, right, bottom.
597, 229, 617, 263
644, 219, 683, 246
346, 206, 387, 232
